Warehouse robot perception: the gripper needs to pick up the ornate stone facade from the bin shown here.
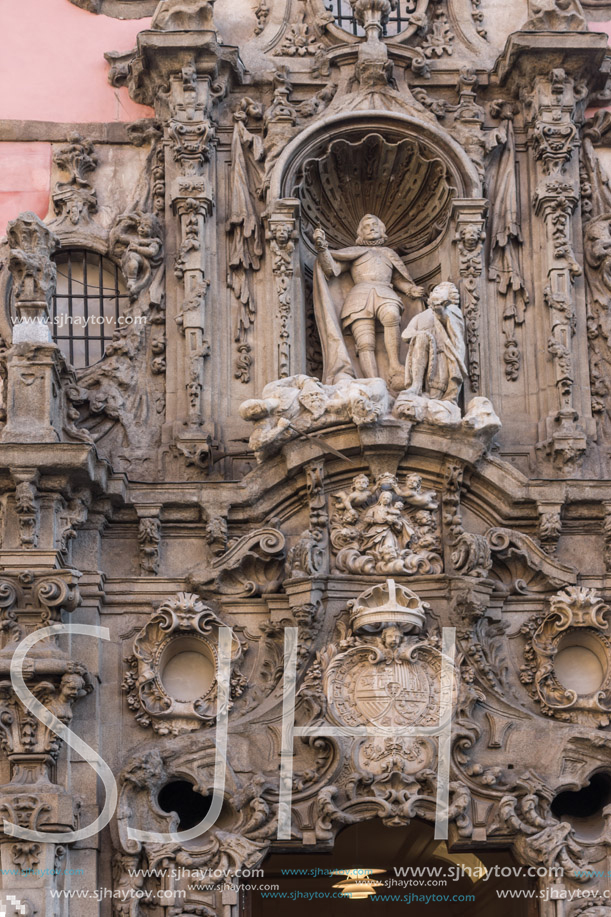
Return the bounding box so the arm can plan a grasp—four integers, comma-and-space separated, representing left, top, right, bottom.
2, 0, 611, 913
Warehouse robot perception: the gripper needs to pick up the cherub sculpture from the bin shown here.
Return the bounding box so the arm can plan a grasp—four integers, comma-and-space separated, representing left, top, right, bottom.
109, 211, 163, 301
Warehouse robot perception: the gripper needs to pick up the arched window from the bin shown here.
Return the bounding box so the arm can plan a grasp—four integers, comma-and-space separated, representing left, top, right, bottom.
326, 0, 417, 36
51, 250, 130, 369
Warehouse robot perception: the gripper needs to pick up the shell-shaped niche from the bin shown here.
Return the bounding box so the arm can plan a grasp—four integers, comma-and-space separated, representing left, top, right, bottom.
298, 132, 455, 256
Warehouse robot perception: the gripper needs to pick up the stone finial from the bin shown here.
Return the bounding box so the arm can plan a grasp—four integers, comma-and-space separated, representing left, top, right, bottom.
7, 213, 59, 340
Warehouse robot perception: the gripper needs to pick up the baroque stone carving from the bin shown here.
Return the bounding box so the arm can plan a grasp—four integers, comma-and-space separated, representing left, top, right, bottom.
538, 505, 562, 555
525, 67, 589, 470
286, 460, 328, 579
151, 0, 216, 32
193, 528, 286, 596
138, 516, 161, 575
299, 133, 453, 260
394, 282, 468, 420
269, 217, 296, 380
583, 204, 611, 434
109, 211, 164, 301
7, 213, 58, 325
51, 132, 98, 226
330, 471, 442, 575
13, 473, 39, 550
227, 99, 264, 384
0, 570, 81, 648
313, 214, 425, 391
522, 0, 587, 31
240, 373, 500, 461
520, 586, 611, 726
487, 101, 529, 381
122, 591, 242, 735
0, 663, 91, 789
349, 579, 430, 633
278, 15, 324, 56
496, 793, 589, 878
442, 464, 491, 577
322, 628, 455, 731
454, 215, 486, 392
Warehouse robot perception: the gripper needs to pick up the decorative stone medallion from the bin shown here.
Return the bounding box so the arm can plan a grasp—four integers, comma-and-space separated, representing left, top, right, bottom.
123, 591, 243, 736
520, 586, 611, 727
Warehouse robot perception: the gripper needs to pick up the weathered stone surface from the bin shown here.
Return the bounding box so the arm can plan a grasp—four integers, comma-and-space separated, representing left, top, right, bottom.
3, 0, 611, 911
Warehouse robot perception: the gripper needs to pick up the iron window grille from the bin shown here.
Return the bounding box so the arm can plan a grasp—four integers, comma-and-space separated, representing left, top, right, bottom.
326, 0, 418, 36
51, 250, 130, 369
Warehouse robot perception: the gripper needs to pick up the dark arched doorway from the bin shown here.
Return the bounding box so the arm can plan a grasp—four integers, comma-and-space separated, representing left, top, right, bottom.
247, 818, 534, 916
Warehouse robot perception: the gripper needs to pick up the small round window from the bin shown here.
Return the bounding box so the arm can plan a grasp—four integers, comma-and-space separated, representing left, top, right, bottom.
51, 250, 130, 368
326, 0, 417, 36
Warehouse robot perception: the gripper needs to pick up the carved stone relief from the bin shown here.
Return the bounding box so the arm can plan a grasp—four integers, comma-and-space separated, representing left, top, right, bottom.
520, 586, 611, 726
330, 471, 442, 575
51, 133, 98, 226
123, 591, 243, 735
487, 101, 529, 382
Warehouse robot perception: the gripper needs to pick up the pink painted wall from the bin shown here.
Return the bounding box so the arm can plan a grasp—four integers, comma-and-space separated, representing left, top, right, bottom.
0, 0, 154, 233
0, 0, 153, 123
591, 21, 611, 38
0, 144, 52, 234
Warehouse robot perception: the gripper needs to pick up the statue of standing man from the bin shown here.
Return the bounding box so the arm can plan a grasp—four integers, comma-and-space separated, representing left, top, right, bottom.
313, 214, 424, 390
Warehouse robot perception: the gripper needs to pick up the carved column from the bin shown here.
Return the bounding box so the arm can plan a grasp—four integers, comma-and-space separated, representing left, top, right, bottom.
1, 214, 63, 445
266, 199, 303, 380
451, 199, 488, 397
495, 33, 608, 471
121, 14, 243, 462
166, 61, 218, 450
0, 569, 90, 917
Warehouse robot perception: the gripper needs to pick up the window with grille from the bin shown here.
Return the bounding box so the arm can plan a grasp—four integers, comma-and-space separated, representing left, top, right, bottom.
51, 250, 130, 369
326, 0, 417, 36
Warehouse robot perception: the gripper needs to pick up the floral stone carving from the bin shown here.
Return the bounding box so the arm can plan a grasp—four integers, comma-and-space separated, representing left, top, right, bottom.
330, 472, 442, 575
123, 592, 243, 736
520, 586, 611, 727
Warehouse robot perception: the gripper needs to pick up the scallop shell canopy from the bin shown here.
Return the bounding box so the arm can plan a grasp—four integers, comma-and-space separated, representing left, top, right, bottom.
298, 133, 455, 256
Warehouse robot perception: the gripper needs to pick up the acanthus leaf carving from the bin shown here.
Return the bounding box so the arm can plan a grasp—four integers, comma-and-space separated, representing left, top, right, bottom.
495, 793, 590, 879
